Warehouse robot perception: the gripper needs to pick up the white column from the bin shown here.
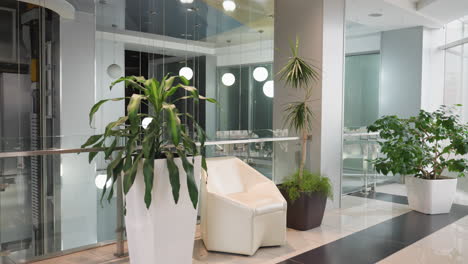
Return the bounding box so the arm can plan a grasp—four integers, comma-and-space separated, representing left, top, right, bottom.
273, 0, 345, 208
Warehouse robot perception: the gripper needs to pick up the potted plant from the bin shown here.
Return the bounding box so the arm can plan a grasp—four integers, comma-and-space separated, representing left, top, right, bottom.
368, 106, 467, 214
277, 38, 333, 230
81, 75, 216, 263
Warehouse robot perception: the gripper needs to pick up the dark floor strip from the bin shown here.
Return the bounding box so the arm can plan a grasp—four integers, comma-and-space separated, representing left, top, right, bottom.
282, 199, 468, 264
349, 191, 408, 205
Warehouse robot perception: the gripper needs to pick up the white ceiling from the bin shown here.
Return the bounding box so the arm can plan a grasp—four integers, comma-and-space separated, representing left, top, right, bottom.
346, 0, 468, 37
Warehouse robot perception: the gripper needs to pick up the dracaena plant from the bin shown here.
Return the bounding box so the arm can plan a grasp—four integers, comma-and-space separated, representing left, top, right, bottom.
278, 37, 320, 180
368, 105, 468, 180
81, 75, 216, 209
277, 37, 333, 202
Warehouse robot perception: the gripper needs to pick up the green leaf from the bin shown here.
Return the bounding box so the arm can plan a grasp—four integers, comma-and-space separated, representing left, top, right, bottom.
81, 134, 103, 148
104, 138, 118, 159
143, 153, 155, 209
104, 116, 128, 137
165, 104, 180, 145
164, 76, 176, 91
178, 151, 198, 209
123, 153, 142, 194
89, 98, 126, 126
179, 75, 189, 85
127, 94, 144, 133
165, 151, 180, 204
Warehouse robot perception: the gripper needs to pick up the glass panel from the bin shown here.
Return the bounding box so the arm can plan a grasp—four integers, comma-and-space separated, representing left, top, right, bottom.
344, 53, 380, 129
0, 151, 116, 263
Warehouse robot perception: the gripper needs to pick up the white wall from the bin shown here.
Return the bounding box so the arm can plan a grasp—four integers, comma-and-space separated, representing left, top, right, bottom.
380, 27, 423, 118
59, 11, 97, 250
346, 33, 381, 54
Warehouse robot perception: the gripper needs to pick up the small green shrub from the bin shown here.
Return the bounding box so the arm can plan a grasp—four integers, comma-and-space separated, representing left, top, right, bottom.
281, 170, 333, 203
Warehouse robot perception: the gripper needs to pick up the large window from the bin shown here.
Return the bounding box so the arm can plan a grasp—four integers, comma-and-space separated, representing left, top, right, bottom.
443, 16, 468, 122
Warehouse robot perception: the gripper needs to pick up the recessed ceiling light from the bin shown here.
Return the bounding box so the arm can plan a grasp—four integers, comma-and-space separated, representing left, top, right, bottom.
369, 13, 383, 17
180, 0, 194, 4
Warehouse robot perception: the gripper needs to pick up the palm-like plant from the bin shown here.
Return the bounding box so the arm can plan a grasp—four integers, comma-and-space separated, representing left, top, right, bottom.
279, 37, 320, 180
81, 75, 216, 209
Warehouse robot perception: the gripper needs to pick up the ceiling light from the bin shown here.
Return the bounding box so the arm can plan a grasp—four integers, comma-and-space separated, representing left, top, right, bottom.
263, 81, 274, 98
253, 67, 268, 82
180, 0, 194, 4
369, 13, 383, 17
179, 66, 193, 80
222, 73, 235, 86
95, 174, 112, 190
223, 0, 236, 12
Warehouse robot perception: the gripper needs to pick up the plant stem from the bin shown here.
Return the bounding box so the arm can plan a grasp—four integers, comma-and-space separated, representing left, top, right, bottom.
299, 129, 307, 182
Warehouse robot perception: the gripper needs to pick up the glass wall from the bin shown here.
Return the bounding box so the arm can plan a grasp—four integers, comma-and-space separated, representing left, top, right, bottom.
0, 0, 277, 262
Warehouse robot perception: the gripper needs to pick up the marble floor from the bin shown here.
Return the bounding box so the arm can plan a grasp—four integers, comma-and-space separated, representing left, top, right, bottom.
14, 184, 468, 264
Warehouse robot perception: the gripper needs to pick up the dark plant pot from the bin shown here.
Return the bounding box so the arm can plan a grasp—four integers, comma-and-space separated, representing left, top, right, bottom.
280, 189, 327, 231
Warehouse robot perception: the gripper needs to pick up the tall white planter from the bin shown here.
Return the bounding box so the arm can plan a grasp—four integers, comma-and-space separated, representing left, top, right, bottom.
406, 176, 457, 215
125, 156, 201, 264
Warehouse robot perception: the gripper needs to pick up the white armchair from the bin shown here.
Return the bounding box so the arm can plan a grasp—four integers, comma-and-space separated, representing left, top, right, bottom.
200, 157, 287, 256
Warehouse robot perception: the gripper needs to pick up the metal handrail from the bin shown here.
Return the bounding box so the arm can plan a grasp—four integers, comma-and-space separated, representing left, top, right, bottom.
0, 137, 300, 158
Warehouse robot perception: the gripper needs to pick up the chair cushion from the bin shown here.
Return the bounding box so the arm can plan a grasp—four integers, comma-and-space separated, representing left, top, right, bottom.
227, 191, 285, 216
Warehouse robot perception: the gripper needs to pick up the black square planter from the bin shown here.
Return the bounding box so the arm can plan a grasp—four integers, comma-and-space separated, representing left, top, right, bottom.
280, 189, 327, 231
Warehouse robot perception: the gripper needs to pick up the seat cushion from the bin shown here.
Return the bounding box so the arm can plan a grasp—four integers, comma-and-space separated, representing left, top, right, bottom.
227, 191, 285, 216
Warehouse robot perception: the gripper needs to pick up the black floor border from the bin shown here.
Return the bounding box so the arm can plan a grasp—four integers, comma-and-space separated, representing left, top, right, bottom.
280, 193, 468, 264
349, 191, 409, 205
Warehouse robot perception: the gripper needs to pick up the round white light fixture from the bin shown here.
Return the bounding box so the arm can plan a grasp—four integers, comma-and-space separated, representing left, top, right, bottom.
263, 80, 274, 98
222, 0, 236, 12
107, 63, 122, 79
180, 0, 194, 3
222, 73, 236, 86
253, 67, 268, 82
179, 66, 193, 80
95, 174, 112, 190
142, 117, 153, 129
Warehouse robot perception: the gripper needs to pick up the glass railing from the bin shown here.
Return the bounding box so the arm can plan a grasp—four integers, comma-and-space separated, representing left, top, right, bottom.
342, 131, 401, 195
0, 134, 299, 263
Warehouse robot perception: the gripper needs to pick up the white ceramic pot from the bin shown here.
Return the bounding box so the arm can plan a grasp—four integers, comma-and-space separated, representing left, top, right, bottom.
406, 176, 457, 215
125, 156, 201, 264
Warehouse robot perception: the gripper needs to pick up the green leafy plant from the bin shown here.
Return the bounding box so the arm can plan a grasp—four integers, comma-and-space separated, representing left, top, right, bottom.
282, 170, 333, 203
81, 75, 216, 209
368, 105, 468, 180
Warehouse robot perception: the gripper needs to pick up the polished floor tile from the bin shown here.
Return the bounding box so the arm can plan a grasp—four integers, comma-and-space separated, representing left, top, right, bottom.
19, 189, 468, 264
286, 194, 468, 264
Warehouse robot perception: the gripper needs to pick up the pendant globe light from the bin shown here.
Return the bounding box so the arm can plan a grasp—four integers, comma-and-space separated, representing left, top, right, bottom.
253, 67, 268, 82
253, 30, 268, 82
179, 9, 193, 80
221, 40, 235, 86
223, 0, 236, 12
222, 73, 235, 86
263, 80, 274, 98
106, 23, 122, 79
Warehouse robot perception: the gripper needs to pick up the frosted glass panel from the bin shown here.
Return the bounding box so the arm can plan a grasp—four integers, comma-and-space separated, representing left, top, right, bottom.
344, 53, 380, 129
